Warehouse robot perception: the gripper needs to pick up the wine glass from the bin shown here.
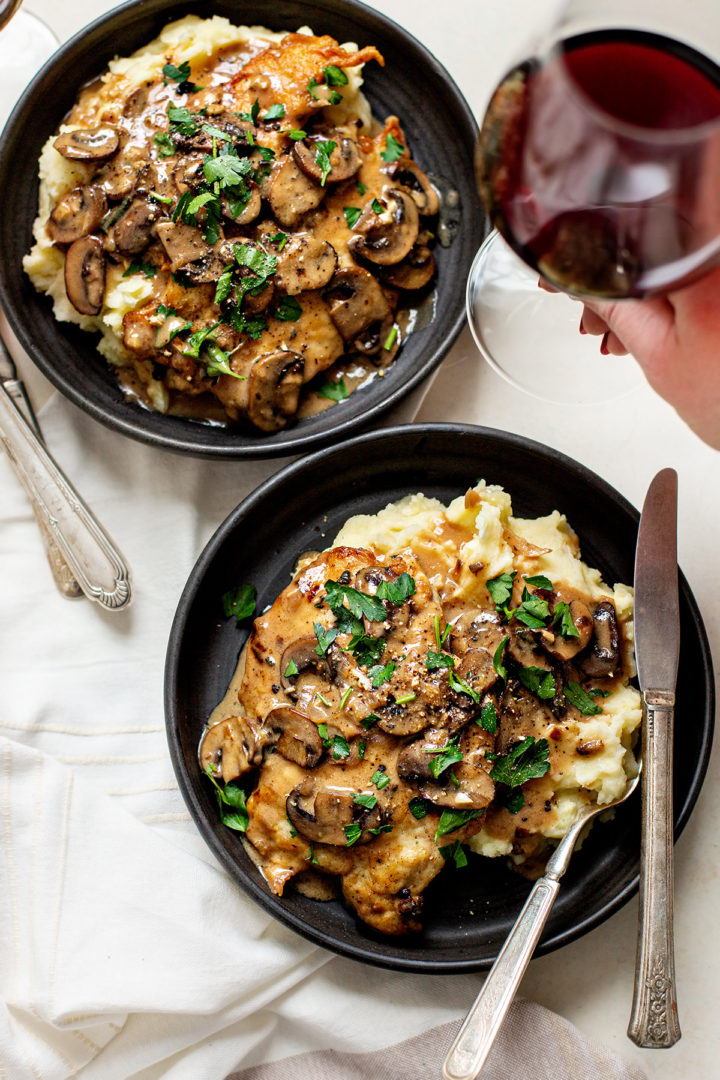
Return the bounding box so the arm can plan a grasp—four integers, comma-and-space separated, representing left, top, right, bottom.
467, 0, 720, 404
0, 1, 58, 131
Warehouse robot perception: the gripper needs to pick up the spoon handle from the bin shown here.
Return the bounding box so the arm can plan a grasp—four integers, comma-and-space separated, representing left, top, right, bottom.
0, 381, 131, 610
627, 690, 680, 1047
443, 875, 560, 1080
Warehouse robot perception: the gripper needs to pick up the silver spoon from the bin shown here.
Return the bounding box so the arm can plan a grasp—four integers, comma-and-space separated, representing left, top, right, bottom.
443, 768, 641, 1080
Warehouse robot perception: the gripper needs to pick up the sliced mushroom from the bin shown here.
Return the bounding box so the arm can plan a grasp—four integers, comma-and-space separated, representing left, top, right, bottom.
243, 280, 275, 314
286, 776, 383, 845
173, 154, 205, 194
324, 267, 394, 356
265, 707, 323, 768
397, 727, 450, 783
95, 157, 141, 198
387, 159, 439, 215
174, 114, 254, 153
577, 601, 621, 678
156, 220, 213, 270
48, 185, 107, 245
246, 349, 305, 431
199, 714, 263, 783
348, 188, 419, 266
541, 599, 594, 661
292, 132, 362, 184
280, 637, 333, 696
221, 185, 261, 225
54, 126, 119, 162
507, 627, 549, 669
105, 197, 160, 256
64, 235, 106, 315
380, 244, 435, 290
267, 155, 326, 227
453, 647, 499, 698
274, 235, 338, 295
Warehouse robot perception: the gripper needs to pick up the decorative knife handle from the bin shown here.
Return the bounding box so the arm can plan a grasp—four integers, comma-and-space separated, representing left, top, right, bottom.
0, 382, 131, 610
627, 690, 681, 1047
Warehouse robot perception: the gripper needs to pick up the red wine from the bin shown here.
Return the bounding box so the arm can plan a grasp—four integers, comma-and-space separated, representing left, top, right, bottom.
478, 31, 720, 297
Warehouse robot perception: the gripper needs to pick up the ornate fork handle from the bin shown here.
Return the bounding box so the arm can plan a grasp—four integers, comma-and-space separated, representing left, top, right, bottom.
0, 383, 131, 610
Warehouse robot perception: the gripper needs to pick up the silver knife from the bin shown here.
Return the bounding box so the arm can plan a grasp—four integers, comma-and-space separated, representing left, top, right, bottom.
0, 336, 83, 598
628, 468, 681, 1048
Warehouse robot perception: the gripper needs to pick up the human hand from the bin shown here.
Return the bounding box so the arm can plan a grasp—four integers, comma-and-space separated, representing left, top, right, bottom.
577, 267, 720, 450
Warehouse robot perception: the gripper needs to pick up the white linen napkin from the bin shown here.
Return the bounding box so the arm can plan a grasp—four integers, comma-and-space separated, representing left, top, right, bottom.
0, 382, 647, 1079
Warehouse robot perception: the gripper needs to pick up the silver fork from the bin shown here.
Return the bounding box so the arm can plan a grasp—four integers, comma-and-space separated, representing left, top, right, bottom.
443, 769, 641, 1080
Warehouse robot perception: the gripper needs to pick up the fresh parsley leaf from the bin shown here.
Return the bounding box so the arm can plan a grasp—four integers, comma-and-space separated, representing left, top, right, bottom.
332, 734, 350, 760
448, 669, 481, 704
427, 737, 463, 779
186, 189, 217, 216
284, 658, 299, 677
553, 601, 581, 639
274, 296, 302, 321
221, 583, 256, 621
154, 131, 176, 158
204, 342, 244, 380
353, 793, 377, 810
122, 260, 156, 279
356, 181, 367, 195
486, 571, 516, 608
167, 105, 200, 136
343, 206, 362, 228
383, 326, 398, 351
369, 824, 393, 836
517, 665, 556, 700
408, 797, 428, 819
493, 637, 509, 681
371, 768, 390, 790
214, 266, 235, 305
478, 700, 498, 734
490, 736, 551, 787
317, 722, 331, 747
425, 649, 455, 671
375, 573, 415, 605
351, 635, 386, 666
588, 687, 611, 698
305, 842, 319, 864
163, 60, 193, 84
563, 681, 603, 715
234, 242, 278, 281
435, 808, 485, 840
203, 152, 252, 188
238, 99, 261, 125
204, 768, 249, 832
380, 133, 405, 163
395, 692, 416, 705
314, 621, 340, 656
263, 103, 286, 120
358, 740, 366, 759
515, 588, 551, 629
268, 231, 288, 250
503, 788, 525, 814
371, 197, 384, 214
183, 322, 219, 358
323, 64, 349, 86
361, 713, 381, 729
440, 841, 468, 868
316, 377, 349, 402
524, 574, 553, 590
315, 140, 337, 186
288, 129, 306, 140
368, 661, 396, 688
324, 579, 386, 623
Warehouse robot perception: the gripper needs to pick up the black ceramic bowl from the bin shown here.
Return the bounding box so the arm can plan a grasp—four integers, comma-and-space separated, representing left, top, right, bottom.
165, 424, 714, 972
0, 0, 485, 458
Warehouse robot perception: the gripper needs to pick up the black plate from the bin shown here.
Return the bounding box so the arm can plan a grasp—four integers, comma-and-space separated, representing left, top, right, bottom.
0, 0, 486, 459
165, 424, 714, 972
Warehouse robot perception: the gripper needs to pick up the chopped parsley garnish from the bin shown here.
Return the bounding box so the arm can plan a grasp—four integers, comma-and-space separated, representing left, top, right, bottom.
515, 588, 551, 629
284, 658, 299, 678
358, 740, 366, 759
323, 64, 349, 86
368, 660, 396, 688
434, 615, 451, 650
353, 793, 378, 810
268, 231, 288, 250
204, 342, 243, 380
339, 686, 352, 710
588, 687, 611, 698
263, 103, 286, 121
221, 583, 256, 621
425, 649, 455, 671
369, 824, 393, 836
238, 99, 261, 125
478, 700, 498, 734
317, 723, 331, 748
553, 601, 581, 639
148, 191, 173, 205
316, 377, 349, 402
371, 197, 384, 214
486, 571, 516, 608
315, 140, 337, 186
383, 327, 398, 351
203, 151, 253, 188
503, 788, 525, 814
205, 767, 248, 832
154, 131, 176, 158
331, 734, 350, 760
435, 808, 485, 840
563, 681, 603, 715
324, 579, 386, 623
357, 181, 367, 195
288, 129, 306, 140
395, 692, 416, 705
448, 669, 481, 703
214, 266, 235, 305
524, 574, 553, 591
361, 713, 380, 729
182, 322, 220, 359
440, 841, 468, 869
408, 797, 428, 819
307, 77, 342, 106
122, 260, 156, 279
517, 665, 556, 699
490, 736, 551, 787
274, 296, 302, 322
381, 133, 405, 163
493, 636, 509, 681
162, 60, 199, 92
371, 768, 390, 790
426, 737, 463, 779
375, 572, 415, 605
305, 842, 319, 865
167, 105, 200, 136
313, 621, 340, 656
343, 206, 362, 229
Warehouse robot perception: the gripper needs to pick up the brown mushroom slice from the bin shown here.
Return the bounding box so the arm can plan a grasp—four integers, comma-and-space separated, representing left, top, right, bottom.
418, 724, 495, 810
280, 637, 333, 697
324, 267, 393, 349
347, 187, 419, 266
199, 714, 263, 783
173, 155, 205, 194
246, 350, 305, 431
380, 244, 435, 290
156, 220, 213, 270
507, 627, 549, 669
397, 727, 451, 783
95, 156, 141, 198
221, 185, 261, 225
387, 159, 439, 215
54, 126, 119, 162
577, 601, 622, 678
105, 198, 160, 256
453, 647, 499, 698
292, 133, 362, 184
265, 707, 323, 768
267, 155, 326, 227
274, 235, 338, 295
286, 776, 382, 846
64, 235, 106, 315
542, 599, 594, 661
48, 185, 108, 245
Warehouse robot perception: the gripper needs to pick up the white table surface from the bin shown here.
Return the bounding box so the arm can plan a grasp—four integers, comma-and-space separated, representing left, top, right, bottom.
3, 1, 719, 1076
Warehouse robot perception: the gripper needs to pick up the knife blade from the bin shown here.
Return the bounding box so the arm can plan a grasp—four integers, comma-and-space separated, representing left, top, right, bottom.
0, 334, 83, 598
627, 467, 681, 1048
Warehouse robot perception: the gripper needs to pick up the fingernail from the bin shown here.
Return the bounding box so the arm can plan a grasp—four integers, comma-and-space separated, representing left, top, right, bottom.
579, 318, 586, 335
600, 332, 610, 356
